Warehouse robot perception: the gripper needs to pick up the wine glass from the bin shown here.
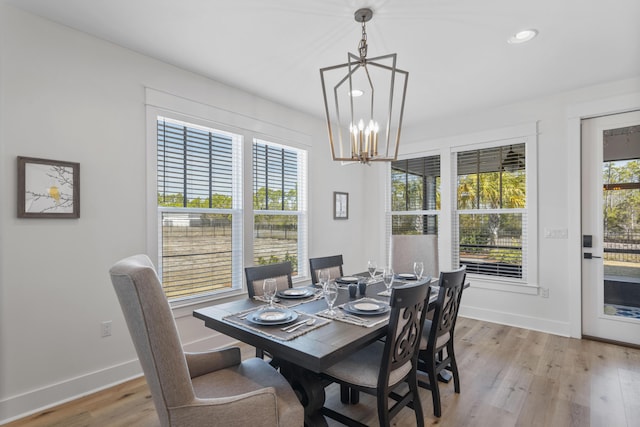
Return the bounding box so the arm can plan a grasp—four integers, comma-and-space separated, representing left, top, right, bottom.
318, 269, 330, 288
367, 260, 377, 280
323, 280, 338, 315
413, 261, 424, 280
262, 278, 277, 308
381, 267, 394, 296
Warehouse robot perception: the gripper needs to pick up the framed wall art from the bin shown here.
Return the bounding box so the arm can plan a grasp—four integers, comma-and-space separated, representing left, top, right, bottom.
333, 191, 348, 220
17, 156, 80, 218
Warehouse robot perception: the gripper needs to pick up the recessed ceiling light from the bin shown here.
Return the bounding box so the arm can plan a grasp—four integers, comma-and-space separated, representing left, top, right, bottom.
508, 29, 538, 44
349, 89, 364, 97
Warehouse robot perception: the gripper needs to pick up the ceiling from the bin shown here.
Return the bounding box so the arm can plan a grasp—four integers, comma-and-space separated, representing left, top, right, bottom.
4, 0, 640, 127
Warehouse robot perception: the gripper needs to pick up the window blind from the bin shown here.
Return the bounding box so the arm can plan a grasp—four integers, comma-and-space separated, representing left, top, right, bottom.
158, 118, 234, 208
156, 116, 243, 301
253, 142, 299, 211
390, 155, 440, 235
453, 143, 527, 279
253, 139, 308, 277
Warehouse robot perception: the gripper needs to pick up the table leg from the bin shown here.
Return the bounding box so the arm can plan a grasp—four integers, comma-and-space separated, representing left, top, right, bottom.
278, 360, 328, 427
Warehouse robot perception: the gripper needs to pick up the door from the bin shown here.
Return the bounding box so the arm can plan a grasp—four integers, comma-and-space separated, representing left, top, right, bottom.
582, 111, 640, 345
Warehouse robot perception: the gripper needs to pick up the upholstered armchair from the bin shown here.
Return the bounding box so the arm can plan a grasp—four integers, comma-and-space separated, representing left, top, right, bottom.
109, 254, 303, 427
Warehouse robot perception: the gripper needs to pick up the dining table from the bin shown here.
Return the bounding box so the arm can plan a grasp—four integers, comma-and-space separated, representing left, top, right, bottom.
193, 274, 437, 426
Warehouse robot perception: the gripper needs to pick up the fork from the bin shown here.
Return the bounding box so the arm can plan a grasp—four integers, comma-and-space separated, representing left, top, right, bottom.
339, 312, 367, 324
280, 319, 308, 331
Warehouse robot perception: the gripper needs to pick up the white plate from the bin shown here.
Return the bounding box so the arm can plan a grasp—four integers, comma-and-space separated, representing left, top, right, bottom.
257, 310, 288, 321
398, 273, 417, 279
282, 289, 307, 296
353, 302, 382, 311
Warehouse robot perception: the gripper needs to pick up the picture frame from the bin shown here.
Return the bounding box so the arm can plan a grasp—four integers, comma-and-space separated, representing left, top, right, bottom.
17, 156, 80, 218
333, 191, 349, 220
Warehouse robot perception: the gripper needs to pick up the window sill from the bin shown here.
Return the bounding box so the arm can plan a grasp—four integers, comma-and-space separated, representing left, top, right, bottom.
466, 274, 539, 295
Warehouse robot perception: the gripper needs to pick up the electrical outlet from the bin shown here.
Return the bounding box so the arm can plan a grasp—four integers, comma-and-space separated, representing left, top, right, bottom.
540, 288, 549, 298
101, 320, 112, 337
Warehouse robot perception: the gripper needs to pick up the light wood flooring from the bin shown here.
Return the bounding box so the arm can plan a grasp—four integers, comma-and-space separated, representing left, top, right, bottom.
6, 317, 640, 427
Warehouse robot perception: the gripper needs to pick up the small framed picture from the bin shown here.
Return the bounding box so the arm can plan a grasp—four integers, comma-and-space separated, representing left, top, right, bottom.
18, 156, 80, 218
333, 191, 349, 220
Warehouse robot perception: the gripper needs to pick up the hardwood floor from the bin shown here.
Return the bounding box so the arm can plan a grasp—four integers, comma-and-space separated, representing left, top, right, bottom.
6, 317, 640, 427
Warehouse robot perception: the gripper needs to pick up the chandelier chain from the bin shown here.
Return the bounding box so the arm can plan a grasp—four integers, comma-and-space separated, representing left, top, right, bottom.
358, 19, 368, 61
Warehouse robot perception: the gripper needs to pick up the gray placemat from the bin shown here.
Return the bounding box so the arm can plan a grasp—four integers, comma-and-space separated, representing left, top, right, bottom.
316, 299, 390, 328
223, 307, 329, 341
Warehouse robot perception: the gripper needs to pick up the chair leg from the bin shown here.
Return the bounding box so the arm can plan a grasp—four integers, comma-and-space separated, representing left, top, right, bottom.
340, 385, 350, 403
377, 391, 391, 427
408, 373, 425, 427
449, 345, 461, 393
256, 348, 264, 358
350, 388, 360, 404
428, 359, 442, 417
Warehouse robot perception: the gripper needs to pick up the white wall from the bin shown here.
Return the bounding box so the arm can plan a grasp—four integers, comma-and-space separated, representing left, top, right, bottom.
2, 2, 639, 423
397, 77, 640, 336
0, 4, 368, 422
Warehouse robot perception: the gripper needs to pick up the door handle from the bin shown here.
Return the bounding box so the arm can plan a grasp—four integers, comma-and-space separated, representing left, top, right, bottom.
583, 253, 602, 259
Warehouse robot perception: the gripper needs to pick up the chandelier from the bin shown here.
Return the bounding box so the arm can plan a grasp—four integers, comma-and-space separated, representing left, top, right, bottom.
320, 8, 408, 164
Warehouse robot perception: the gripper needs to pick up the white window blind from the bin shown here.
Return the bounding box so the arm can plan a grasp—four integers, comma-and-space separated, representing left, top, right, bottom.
453, 143, 527, 279
390, 155, 441, 235
252, 139, 308, 278
157, 116, 243, 301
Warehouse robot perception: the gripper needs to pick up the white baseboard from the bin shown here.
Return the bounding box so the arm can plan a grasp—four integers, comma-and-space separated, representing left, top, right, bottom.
459, 304, 571, 337
0, 334, 233, 425
0, 358, 142, 425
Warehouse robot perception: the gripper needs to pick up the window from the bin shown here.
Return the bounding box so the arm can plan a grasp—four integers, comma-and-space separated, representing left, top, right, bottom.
253, 139, 307, 276
390, 156, 441, 235
453, 144, 527, 279
157, 117, 243, 301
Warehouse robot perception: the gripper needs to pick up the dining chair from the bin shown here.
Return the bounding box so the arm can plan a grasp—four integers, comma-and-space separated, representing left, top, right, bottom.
392, 234, 439, 277
309, 254, 355, 403
244, 261, 293, 359
417, 266, 466, 417
309, 254, 343, 285
320, 281, 431, 427
109, 254, 303, 427
244, 261, 293, 298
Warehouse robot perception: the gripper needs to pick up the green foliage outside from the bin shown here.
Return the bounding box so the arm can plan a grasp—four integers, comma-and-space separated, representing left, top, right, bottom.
603, 160, 640, 236
256, 251, 298, 268
457, 170, 525, 264
158, 192, 232, 209
253, 187, 298, 211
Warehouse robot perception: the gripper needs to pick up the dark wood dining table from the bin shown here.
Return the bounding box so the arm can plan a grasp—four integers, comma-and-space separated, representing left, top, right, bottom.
193, 276, 436, 426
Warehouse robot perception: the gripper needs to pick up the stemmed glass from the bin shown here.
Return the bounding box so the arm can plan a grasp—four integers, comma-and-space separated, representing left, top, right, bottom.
318, 269, 330, 288
323, 280, 338, 315
413, 261, 424, 280
381, 267, 394, 297
367, 260, 377, 281
262, 278, 277, 308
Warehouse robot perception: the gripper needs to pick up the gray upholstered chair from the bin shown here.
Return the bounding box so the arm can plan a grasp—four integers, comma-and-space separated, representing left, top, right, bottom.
110, 254, 303, 427
392, 234, 439, 277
